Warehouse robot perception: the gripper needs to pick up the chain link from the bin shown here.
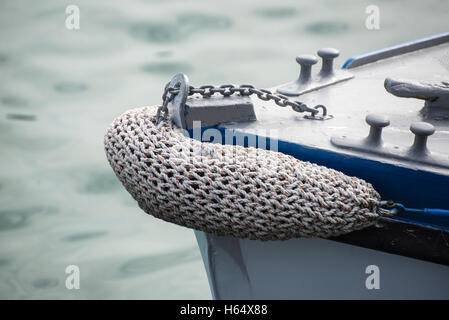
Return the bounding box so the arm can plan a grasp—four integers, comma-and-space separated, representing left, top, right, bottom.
157, 83, 329, 124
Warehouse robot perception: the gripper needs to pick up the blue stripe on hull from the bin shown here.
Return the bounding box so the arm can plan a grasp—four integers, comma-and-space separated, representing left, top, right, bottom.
190, 127, 449, 231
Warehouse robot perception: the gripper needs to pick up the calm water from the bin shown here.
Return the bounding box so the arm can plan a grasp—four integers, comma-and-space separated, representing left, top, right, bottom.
0, 0, 448, 299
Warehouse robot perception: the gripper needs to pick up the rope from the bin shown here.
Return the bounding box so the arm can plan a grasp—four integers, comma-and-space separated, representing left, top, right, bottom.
388, 204, 449, 218
104, 106, 382, 240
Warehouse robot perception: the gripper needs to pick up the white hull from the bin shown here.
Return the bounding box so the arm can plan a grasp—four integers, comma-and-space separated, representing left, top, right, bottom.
195, 231, 449, 299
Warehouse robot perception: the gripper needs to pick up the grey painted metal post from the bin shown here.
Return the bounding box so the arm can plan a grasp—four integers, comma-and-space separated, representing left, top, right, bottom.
296, 55, 318, 84
317, 48, 340, 77
409, 122, 435, 155
365, 114, 390, 146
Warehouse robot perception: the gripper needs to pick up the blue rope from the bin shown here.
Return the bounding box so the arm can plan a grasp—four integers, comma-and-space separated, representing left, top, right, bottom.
393, 203, 449, 219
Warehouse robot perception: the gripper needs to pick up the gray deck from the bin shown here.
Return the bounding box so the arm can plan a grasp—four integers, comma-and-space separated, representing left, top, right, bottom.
222, 42, 449, 176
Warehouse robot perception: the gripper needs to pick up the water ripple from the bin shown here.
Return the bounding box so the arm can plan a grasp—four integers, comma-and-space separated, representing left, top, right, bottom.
119, 248, 199, 276
141, 61, 193, 75
305, 21, 349, 35
63, 231, 108, 242
129, 22, 183, 43
82, 171, 122, 194
156, 50, 173, 58
1, 96, 28, 107
32, 278, 59, 289
0, 258, 10, 267
0, 207, 56, 232
129, 13, 232, 43
0, 209, 34, 231
6, 114, 37, 122
177, 12, 232, 30
54, 82, 88, 94
254, 7, 298, 19
0, 54, 7, 64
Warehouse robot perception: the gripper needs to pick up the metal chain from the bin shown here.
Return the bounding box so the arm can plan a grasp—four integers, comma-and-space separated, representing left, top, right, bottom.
157, 83, 329, 124
156, 83, 176, 124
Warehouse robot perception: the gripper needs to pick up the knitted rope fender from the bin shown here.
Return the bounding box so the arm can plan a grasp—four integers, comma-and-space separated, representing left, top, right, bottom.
104, 105, 382, 240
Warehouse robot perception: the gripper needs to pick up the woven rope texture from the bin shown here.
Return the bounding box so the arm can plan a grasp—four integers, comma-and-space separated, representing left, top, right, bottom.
104, 106, 381, 240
